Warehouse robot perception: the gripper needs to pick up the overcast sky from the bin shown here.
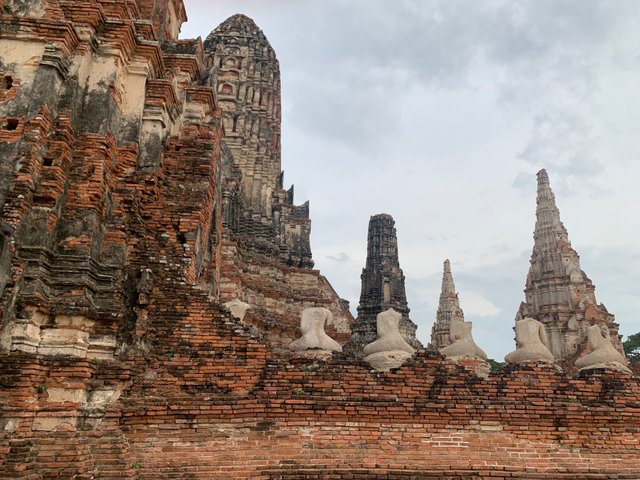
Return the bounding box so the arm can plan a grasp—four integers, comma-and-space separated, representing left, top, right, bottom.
181, 0, 640, 360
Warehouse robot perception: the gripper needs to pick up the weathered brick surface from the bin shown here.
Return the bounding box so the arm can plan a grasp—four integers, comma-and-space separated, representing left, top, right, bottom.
2, 346, 639, 478
1, 1, 639, 479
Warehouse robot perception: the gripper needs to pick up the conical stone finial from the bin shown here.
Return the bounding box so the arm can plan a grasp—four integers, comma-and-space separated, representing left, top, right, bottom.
516, 169, 625, 369
430, 259, 464, 350
442, 259, 454, 291
346, 214, 421, 355
533, 169, 570, 252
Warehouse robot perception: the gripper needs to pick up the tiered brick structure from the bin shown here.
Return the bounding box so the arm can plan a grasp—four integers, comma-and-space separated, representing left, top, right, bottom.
429, 259, 465, 350
516, 169, 623, 369
0, 3, 639, 479
0, 0, 350, 395
348, 214, 420, 353
198, 14, 351, 348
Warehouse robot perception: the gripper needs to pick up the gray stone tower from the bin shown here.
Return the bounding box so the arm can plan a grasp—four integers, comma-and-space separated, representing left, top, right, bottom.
204, 14, 313, 268
429, 259, 465, 350
347, 214, 421, 353
516, 169, 623, 366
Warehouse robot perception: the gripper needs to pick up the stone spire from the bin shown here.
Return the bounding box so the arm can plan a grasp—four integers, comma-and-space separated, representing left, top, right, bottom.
516, 169, 623, 367
533, 168, 570, 253
204, 14, 313, 268
347, 214, 421, 354
429, 259, 465, 350
204, 14, 281, 212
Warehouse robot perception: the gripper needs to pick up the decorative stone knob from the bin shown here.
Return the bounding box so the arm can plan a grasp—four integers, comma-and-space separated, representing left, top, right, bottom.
575, 324, 631, 374
504, 317, 555, 364
363, 308, 415, 371
289, 307, 342, 352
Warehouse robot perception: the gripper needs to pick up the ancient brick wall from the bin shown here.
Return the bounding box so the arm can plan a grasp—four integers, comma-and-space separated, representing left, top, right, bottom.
118, 358, 640, 479
2, 345, 639, 478
1, 1, 639, 479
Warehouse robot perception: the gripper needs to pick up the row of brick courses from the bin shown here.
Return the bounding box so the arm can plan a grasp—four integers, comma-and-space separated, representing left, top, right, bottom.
109, 343, 639, 476
2, 284, 639, 477
2, 1, 640, 478
1, 16, 81, 58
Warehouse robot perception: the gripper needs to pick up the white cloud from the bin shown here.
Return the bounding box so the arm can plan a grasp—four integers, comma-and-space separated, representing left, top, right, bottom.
460, 291, 501, 317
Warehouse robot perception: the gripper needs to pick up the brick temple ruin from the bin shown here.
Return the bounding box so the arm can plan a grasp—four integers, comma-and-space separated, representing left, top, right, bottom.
0, 1, 638, 478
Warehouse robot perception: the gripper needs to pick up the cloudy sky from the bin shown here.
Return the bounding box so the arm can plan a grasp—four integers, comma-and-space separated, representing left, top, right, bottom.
181, 0, 640, 360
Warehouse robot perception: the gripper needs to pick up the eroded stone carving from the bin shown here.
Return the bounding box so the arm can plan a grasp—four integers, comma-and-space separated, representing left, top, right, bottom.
505, 317, 555, 364
363, 309, 415, 371
87, 388, 122, 407
224, 298, 251, 321
575, 324, 631, 373
440, 318, 487, 361
289, 307, 342, 353
6, 311, 116, 360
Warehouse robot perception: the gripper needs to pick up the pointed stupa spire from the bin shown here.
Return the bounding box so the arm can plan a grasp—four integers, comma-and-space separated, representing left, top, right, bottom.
429, 259, 465, 350
441, 259, 456, 295
533, 168, 570, 252
345, 213, 421, 355
516, 169, 624, 369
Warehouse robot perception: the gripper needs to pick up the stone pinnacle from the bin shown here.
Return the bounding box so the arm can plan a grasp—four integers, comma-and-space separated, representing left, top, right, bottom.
430, 259, 464, 350
533, 168, 569, 252
345, 213, 421, 355
441, 259, 455, 295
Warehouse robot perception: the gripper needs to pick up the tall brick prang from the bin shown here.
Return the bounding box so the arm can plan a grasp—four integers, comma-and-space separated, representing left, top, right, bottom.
347, 213, 420, 353
429, 259, 465, 350
516, 169, 624, 369
202, 14, 353, 347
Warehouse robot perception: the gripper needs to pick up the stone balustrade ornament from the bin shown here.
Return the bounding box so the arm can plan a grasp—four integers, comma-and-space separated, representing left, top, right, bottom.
289, 307, 342, 353
440, 318, 487, 361
505, 317, 555, 364
575, 324, 631, 373
223, 299, 251, 321
363, 308, 415, 371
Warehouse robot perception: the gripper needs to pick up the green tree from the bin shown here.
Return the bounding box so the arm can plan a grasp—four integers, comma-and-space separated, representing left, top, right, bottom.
487, 358, 505, 372
623, 332, 640, 362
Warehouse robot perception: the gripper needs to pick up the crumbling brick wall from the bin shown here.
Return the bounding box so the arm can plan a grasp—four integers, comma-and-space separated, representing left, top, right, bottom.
0, 2, 638, 479
2, 346, 639, 478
